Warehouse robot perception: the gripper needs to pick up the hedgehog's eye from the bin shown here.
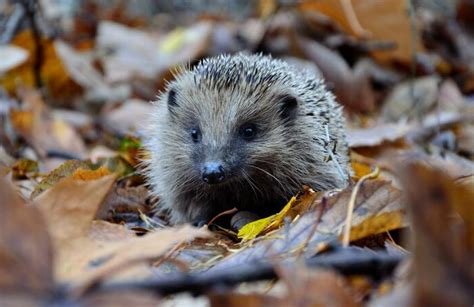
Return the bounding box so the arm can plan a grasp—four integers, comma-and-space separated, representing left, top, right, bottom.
191, 127, 201, 143
239, 124, 257, 141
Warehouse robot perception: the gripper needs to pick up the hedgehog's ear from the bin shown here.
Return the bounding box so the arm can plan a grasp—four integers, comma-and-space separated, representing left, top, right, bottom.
167, 88, 178, 115
278, 95, 298, 121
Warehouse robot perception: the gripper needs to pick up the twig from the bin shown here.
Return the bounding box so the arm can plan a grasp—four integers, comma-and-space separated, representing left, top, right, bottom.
207, 207, 238, 226
19, 0, 44, 88
342, 167, 380, 247
89, 248, 404, 296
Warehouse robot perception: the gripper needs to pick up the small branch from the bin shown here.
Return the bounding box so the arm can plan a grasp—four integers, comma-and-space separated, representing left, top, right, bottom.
88, 248, 404, 296
19, 0, 44, 89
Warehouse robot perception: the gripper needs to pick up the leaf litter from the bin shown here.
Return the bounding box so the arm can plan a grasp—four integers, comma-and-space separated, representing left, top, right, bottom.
0, 1, 473, 306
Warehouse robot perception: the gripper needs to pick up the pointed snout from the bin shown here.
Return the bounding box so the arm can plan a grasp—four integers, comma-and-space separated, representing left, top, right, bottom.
202, 162, 226, 185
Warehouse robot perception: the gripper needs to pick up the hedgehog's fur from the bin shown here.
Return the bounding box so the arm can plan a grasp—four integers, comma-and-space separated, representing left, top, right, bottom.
143, 53, 351, 224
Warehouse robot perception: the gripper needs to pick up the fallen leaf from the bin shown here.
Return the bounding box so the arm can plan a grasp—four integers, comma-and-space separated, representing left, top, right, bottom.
382, 76, 440, 122
299, 0, 424, 63
0, 45, 28, 73
207, 179, 405, 273
0, 30, 83, 102
347, 123, 413, 147
238, 196, 297, 241
277, 267, 360, 307
55, 40, 130, 103
208, 292, 280, 307
72, 225, 211, 288
0, 178, 54, 295
10, 88, 87, 159
34, 175, 116, 246
71, 165, 111, 180
31, 159, 88, 198
101, 99, 153, 137
10, 158, 39, 180
401, 162, 474, 306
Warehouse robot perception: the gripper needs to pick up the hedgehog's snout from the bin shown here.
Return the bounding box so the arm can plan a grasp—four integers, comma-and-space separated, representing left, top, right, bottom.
202, 162, 226, 185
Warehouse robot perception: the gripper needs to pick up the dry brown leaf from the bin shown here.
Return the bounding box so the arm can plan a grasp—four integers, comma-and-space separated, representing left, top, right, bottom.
10, 88, 87, 158
382, 76, 440, 122
34, 175, 116, 246
209, 292, 281, 307
277, 267, 360, 307
402, 162, 474, 306
71, 226, 211, 289
294, 35, 374, 112
101, 98, 154, 136
54, 40, 130, 103
347, 124, 413, 148
79, 291, 160, 307
0, 30, 83, 101
299, 0, 424, 63
208, 179, 405, 273
0, 178, 54, 295
32, 173, 209, 285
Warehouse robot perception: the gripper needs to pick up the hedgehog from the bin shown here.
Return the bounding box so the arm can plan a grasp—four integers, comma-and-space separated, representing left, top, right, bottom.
143, 53, 351, 225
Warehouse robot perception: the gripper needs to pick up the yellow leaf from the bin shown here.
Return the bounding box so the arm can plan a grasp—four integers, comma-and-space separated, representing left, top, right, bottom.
159, 28, 185, 54
342, 210, 405, 242
351, 161, 373, 180
238, 196, 297, 241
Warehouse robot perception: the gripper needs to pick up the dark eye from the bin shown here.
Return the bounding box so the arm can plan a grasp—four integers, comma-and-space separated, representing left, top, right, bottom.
239, 124, 257, 141
191, 127, 201, 143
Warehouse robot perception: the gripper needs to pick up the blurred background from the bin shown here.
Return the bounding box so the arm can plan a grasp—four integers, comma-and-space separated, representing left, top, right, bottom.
0, 0, 473, 186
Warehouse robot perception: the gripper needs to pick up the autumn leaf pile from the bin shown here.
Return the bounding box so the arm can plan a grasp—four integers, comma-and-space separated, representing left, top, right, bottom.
0, 1, 473, 306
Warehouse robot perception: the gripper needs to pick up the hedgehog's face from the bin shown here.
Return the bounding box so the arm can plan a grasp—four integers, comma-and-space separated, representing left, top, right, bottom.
164, 80, 299, 192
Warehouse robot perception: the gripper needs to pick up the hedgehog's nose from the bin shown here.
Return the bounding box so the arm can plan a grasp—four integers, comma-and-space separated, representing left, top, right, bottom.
202, 162, 225, 184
